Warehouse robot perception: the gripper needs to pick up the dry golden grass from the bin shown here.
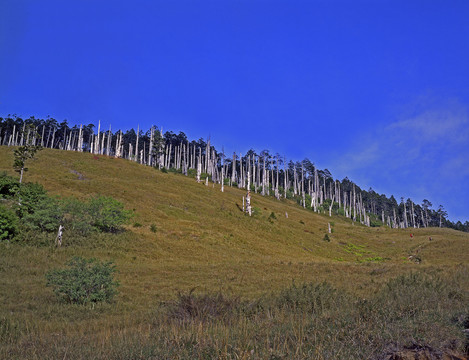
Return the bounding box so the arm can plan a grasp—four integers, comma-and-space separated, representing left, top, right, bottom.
0, 146, 468, 358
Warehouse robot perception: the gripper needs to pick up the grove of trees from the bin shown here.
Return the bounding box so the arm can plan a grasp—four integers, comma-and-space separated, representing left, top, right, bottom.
1, 114, 467, 232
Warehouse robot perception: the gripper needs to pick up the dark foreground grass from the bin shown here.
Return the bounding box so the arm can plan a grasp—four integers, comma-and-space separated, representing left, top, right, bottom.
2, 270, 468, 359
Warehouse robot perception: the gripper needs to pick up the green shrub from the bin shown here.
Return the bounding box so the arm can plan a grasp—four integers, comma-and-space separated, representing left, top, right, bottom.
61, 198, 93, 236
187, 168, 197, 178
251, 206, 261, 216
200, 172, 211, 181
323, 233, 330, 242
21, 196, 62, 232
150, 223, 157, 233
0, 177, 62, 235
268, 211, 277, 223
46, 257, 119, 305
0, 172, 20, 198
61, 196, 132, 235
88, 196, 132, 232
16, 182, 49, 218
0, 205, 18, 241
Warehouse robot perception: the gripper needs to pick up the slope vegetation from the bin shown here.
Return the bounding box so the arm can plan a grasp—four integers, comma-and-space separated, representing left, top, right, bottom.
0, 147, 468, 359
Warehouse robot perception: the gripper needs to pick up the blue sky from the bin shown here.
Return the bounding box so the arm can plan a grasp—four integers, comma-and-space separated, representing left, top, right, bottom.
1, 0, 469, 222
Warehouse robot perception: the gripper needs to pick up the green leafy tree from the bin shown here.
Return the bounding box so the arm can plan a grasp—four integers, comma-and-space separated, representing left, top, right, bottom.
13, 125, 42, 183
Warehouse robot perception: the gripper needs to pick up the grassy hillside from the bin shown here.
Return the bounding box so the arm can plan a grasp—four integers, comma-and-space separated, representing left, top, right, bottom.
1, 146, 468, 359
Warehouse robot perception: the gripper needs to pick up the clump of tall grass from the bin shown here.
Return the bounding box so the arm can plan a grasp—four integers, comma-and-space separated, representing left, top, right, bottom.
166, 289, 240, 324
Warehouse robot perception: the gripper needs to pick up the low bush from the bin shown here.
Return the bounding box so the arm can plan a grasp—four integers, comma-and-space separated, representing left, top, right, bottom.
0, 172, 20, 198
61, 198, 93, 236
187, 168, 197, 178
15, 182, 49, 218
0, 204, 18, 241
62, 196, 132, 235
88, 196, 133, 232
21, 196, 62, 232
46, 257, 119, 305
268, 211, 277, 220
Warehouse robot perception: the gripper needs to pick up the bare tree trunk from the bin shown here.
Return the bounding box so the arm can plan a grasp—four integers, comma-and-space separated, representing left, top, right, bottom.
197, 155, 201, 183
95, 120, 101, 154
10, 125, 16, 146
284, 156, 287, 199
245, 191, 251, 216
262, 156, 266, 195
293, 167, 297, 196
275, 155, 279, 200
135, 125, 139, 162
50, 127, 56, 149
19, 167, 24, 184
239, 154, 243, 189
231, 152, 236, 186
106, 126, 111, 156
100, 128, 105, 155
69, 131, 74, 151
148, 127, 153, 166
115, 130, 122, 158
55, 225, 64, 247
90, 134, 94, 154
19, 123, 25, 146
41, 125, 45, 147
301, 161, 305, 208
78, 124, 83, 152
221, 166, 224, 192
403, 201, 408, 228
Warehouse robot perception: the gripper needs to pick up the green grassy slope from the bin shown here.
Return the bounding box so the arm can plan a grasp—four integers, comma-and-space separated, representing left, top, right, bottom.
0, 147, 468, 358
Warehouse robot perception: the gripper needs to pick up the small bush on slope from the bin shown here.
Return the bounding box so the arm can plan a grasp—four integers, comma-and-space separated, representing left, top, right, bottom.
88, 196, 133, 233
0, 204, 18, 241
46, 257, 119, 305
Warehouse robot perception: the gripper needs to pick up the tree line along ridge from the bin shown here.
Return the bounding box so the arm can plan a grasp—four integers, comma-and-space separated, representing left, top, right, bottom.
1, 114, 467, 232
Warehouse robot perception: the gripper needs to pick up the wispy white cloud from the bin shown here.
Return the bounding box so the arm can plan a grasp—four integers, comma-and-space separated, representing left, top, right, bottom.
330, 98, 469, 221
387, 106, 468, 145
